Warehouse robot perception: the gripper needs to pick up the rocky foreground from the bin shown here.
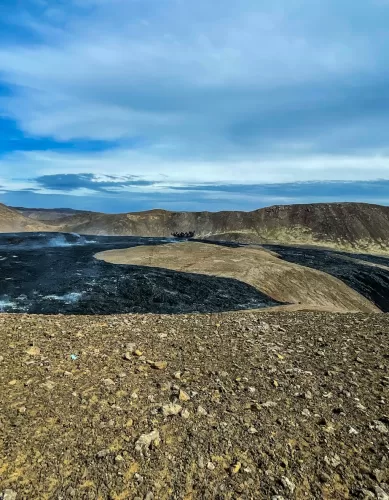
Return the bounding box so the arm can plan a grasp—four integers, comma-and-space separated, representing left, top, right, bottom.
0, 311, 388, 499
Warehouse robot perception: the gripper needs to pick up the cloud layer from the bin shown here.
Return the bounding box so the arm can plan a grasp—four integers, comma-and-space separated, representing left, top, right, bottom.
0, 0, 389, 210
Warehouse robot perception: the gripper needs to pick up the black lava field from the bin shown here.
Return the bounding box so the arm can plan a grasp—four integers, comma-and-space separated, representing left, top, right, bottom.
0, 233, 281, 314
1, 233, 389, 314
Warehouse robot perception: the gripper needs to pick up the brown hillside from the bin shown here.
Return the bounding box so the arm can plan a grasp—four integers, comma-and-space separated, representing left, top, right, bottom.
60, 202, 389, 253
251, 203, 389, 252
0, 203, 51, 233
13, 207, 82, 222
10, 202, 389, 253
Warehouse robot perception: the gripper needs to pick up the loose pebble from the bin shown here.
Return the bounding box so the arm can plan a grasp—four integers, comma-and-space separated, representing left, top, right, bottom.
135, 430, 160, 454
197, 406, 208, 416
179, 389, 190, 402
162, 403, 182, 417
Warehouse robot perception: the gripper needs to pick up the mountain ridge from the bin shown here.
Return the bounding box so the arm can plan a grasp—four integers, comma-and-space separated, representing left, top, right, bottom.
4, 201, 389, 253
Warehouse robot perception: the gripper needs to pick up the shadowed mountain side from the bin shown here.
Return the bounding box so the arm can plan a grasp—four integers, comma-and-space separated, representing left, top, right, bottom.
95, 243, 379, 313
13, 202, 389, 253
263, 245, 389, 313
0, 203, 51, 233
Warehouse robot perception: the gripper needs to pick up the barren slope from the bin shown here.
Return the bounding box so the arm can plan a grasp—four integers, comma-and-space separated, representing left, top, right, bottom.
251, 203, 389, 253
34, 202, 389, 253
11, 202, 389, 252
13, 207, 82, 222
96, 242, 379, 313
0, 203, 50, 233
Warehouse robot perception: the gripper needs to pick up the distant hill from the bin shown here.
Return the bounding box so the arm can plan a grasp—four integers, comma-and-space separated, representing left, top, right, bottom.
0, 203, 50, 233
6, 202, 389, 253
13, 207, 82, 222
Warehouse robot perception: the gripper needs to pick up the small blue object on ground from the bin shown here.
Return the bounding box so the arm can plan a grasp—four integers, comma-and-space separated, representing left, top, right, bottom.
70, 354, 78, 360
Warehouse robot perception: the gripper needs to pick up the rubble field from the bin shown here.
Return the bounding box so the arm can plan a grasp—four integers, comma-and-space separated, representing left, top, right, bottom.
0, 311, 388, 499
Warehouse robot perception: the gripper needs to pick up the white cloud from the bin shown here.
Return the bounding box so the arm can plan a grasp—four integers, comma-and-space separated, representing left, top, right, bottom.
0, 0, 388, 191
0, 0, 377, 142
1, 149, 389, 192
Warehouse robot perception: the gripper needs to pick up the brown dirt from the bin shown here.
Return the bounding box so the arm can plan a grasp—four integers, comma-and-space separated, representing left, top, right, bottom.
96, 242, 379, 314
0, 311, 388, 499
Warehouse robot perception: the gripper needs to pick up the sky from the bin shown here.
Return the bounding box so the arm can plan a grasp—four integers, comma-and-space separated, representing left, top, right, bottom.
0, 0, 389, 213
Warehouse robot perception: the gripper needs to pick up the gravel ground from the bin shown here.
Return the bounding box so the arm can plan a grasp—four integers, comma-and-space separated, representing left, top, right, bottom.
0, 311, 388, 499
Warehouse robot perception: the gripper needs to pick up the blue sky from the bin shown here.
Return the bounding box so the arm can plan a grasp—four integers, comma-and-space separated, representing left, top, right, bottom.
0, 0, 389, 212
